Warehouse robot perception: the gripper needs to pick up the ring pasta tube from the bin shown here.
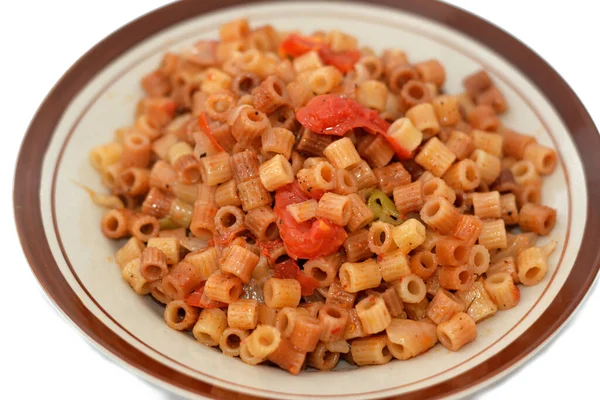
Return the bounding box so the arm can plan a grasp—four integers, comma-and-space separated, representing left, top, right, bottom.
431, 95, 459, 126
451, 214, 484, 246
419, 229, 442, 252
184, 248, 220, 281
317, 192, 351, 226
438, 265, 474, 291
323, 137, 362, 169
296, 127, 333, 156
420, 196, 460, 235
318, 304, 349, 342
349, 160, 378, 190
472, 191, 501, 219
229, 149, 260, 184
276, 307, 309, 338
479, 219, 508, 250
140, 246, 169, 282
359, 135, 395, 169
445, 130, 475, 160
356, 79, 388, 111
149, 281, 173, 305
339, 259, 382, 293
121, 258, 150, 295
472, 129, 503, 157
437, 312, 477, 351
261, 127, 295, 159
356, 295, 392, 335
392, 219, 426, 254
189, 201, 217, 240
193, 308, 228, 347
487, 257, 519, 283
442, 159, 481, 191
221, 244, 259, 284
240, 339, 266, 366
214, 205, 245, 236
116, 237, 145, 269
510, 160, 539, 186
264, 278, 302, 308
373, 163, 411, 196
410, 250, 438, 280
101, 209, 131, 239
267, 337, 306, 375
324, 339, 350, 354
467, 105, 499, 131
500, 193, 520, 225
173, 154, 203, 184
350, 335, 393, 366
405, 103, 440, 137
435, 238, 471, 267
470, 149, 501, 185
164, 300, 199, 331
200, 152, 232, 186
400, 80, 431, 109
455, 279, 497, 322
121, 132, 152, 168
286, 199, 318, 223
149, 160, 177, 192
386, 118, 424, 156
167, 141, 194, 165
307, 342, 340, 371
468, 245, 490, 275
326, 281, 357, 309
259, 154, 294, 191
289, 316, 323, 352
147, 237, 180, 265
344, 308, 366, 340
162, 261, 205, 300
415, 137, 456, 177
219, 328, 249, 357
421, 177, 456, 204
343, 229, 374, 262
119, 167, 150, 196
484, 272, 520, 310
245, 206, 279, 241
309, 66, 343, 95
227, 299, 259, 330
237, 177, 272, 212
204, 272, 243, 303
368, 221, 397, 255
293, 50, 324, 73
476, 85, 507, 113
517, 180, 542, 207
168, 198, 193, 228
128, 213, 160, 242
393, 181, 424, 215
463, 70, 492, 99
501, 129, 536, 159
90, 142, 122, 171
214, 180, 241, 208
334, 168, 359, 195
252, 76, 289, 114
523, 143, 557, 175
517, 241, 557, 285
426, 288, 464, 324
518, 203, 557, 235
385, 319, 438, 360
304, 253, 344, 288
257, 303, 278, 327
378, 249, 411, 282
392, 273, 426, 304
297, 162, 337, 194
346, 193, 375, 232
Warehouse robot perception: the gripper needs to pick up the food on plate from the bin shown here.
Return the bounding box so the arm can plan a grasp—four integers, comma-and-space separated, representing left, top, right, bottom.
89, 18, 559, 374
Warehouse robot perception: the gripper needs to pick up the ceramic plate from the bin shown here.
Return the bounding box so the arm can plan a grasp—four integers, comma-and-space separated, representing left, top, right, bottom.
14, 1, 600, 399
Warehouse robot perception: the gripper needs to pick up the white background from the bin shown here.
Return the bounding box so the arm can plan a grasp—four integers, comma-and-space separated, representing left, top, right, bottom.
1, 1, 598, 399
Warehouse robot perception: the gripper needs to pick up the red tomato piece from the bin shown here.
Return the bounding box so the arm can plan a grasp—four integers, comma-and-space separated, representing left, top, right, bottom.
279, 33, 322, 57
296, 95, 412, 159
259, 238, 285, 262
197, 112, 225, 152
279, 34, 360, 73
318, 47, 361, 74
274, 259, 320, 296
274, 181, 347, 260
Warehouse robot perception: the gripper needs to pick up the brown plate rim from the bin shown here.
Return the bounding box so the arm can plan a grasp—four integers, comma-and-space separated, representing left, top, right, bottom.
13, 0, 600, 399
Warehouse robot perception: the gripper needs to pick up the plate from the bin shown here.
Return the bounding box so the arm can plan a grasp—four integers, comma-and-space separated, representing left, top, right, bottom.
14, 1, 600, 399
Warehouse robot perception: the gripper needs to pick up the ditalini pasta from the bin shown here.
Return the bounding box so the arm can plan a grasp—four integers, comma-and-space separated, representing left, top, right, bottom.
91, 20, 559, 374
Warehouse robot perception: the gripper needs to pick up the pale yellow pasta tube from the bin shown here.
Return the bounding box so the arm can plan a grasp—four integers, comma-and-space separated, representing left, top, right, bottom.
437, 312, 477, 351
259, 154, 294, 191
323, 137, 362, 169
339, 259, 382, 293
392, 219, 426, 254
350, 335, 393, 366
385, 319, 438, 360
356, 295, 392, 334
264, 278, 302, 308
193, 308, 228, 347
